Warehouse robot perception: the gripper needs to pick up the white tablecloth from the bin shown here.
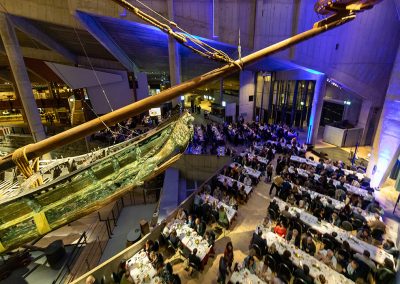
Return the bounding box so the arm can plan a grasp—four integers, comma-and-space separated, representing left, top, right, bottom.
244, 166, 261, 179
230, 268, 266, 284
273, 197, 393, 265
201, 193, 237, 223
240, 152, 269, 165
166, 220, 210, 261
127, 250, 160, 283
218, 174, 253, 195
262, 231, 354, 284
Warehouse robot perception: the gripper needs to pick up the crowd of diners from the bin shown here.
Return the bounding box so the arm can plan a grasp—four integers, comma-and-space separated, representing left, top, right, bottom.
87, 120, 398, 284
242, 142, 397, 283
189, 120, 304, 156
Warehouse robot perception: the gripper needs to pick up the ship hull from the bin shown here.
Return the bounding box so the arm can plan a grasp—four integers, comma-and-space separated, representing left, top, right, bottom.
0, 113, 194, 253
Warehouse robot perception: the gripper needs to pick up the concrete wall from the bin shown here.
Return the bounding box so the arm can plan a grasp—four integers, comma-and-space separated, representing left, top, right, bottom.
239, 70, 255, 122
173, 154, 231, 182
87, 69, 134, 114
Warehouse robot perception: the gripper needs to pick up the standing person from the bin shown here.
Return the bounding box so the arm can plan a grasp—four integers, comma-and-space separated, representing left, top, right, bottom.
266, 163, 274, 183
217, 255, 229, 284
269, 174, 283, 196
224, 242, 234, 273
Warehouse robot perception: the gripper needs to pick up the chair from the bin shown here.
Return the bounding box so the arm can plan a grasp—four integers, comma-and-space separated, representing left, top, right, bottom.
376, 268, 396, 284
307, 228, 319, 240
290, 220, 303, 235
188, 260, 200, 276
265, 254, 276, 272
371, 228, 385, 243
321, 237, 334, 250
293, 278, 308, 284
251, 243, 262, 260
337, 249, 351, 262
279, 215, 290, 227
341, 221, 353, 231
351, 218, 364, 231
278, 263, 292, 282
268, 208, 278, 221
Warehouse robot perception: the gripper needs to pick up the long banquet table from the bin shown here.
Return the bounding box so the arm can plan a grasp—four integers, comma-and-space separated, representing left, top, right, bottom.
272, 197, 393, 266
261, 230, 354, 284
218, 174, 253, 195
230, 268, 266, 284
127, 249, 161, 283
165, 219, 210, 261
200, 193, 237, 223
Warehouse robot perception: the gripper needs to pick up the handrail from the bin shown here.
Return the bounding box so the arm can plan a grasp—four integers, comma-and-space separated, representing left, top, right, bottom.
52, 231, 88, 284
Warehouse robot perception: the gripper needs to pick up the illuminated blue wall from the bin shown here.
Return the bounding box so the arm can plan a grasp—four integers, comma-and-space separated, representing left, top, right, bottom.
368, 44, 400, 187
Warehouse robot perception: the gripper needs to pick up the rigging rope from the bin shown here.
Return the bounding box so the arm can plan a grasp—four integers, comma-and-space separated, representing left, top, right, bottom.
12, 146, 43, 188
117, 0, 242, 69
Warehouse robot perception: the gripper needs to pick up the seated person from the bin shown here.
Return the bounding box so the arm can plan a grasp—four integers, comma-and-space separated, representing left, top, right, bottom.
356, 228, 372, 244
353, 250, 377, 273
168, 229, 180, 249
195, 218, 206, 236
176, 208, 187, 221
251, 229, 268, 256
368, 214, 386, 233
243, 255, 257, 274
301, 235, 316, 256
383, 240, 398, 256
187, 248, 201, 271
186, 214, 195, 229
218, 206, 229, 229
149, 251, 164, 270
281, 250, 295, 272
144, 240, 155, 255
343, 259, 362, 281
281, 205, 292, 219
316, 248, 337, 269
294, 264, 314, 284
273, 221, 287, 238
267, 243, 281, 263
286, 228, 300, 247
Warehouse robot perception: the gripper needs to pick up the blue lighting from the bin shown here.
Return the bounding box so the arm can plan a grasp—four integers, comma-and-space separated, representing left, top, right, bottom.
303, 68, 324, 75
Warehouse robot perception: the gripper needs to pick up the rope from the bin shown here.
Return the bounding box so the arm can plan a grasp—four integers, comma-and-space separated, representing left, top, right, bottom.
127, 0, 239, 66
12, 145, 43, 188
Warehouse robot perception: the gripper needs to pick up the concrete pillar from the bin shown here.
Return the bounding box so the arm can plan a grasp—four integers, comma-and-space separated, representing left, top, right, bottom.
0, 13, 46, 143
136, 72, 149, 101
239, 70, 256, 122
367, 44, 400, 187
357, 99, 373, 146
306, 75, 326, 145
167, 0, 181, 107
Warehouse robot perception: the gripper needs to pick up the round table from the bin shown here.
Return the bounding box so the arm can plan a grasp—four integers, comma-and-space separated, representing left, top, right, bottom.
127, 227, 141, 246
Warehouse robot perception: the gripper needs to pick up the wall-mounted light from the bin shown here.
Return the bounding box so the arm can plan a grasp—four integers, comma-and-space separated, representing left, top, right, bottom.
222, 101, 226, 107
180, 95, 185, 101
300, 101, 304, 106
344, 100, 351, 105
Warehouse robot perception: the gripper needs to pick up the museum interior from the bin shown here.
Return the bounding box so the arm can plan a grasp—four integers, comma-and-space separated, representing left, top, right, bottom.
0, 0, 399, 284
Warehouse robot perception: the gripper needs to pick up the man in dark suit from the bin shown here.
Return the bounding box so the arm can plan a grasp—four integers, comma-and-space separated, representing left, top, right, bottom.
251, 229, 267, 256
294, 264, 314, 284
301, 235, 316, 256
187, 248, 201, 273
195, 218, 206, 236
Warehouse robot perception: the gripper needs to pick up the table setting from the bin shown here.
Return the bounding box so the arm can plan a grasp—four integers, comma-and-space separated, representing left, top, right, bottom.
218, 174, 253, 195
127, 249, 160, 283
230, 268, 267, 284
200, 193, 237, 222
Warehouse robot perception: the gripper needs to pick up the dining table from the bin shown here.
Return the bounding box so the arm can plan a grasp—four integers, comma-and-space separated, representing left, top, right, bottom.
272, 197, 394, 266
218, 174, 253, 195
240, 152, 269, 165
200, 193, 237, 223
165, 219, 211, 261
261, 230, 354, 284
127, 249, 161, 284
230, 268, 267, 284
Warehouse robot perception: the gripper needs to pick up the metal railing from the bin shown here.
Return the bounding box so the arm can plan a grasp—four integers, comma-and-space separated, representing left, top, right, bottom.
52, 232, 88, 284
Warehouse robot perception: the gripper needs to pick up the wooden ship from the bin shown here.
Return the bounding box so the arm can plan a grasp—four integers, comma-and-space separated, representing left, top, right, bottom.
0, 0, 383, 253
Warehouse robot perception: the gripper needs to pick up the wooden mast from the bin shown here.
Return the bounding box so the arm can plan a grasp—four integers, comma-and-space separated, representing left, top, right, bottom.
0, 9, 356, 171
